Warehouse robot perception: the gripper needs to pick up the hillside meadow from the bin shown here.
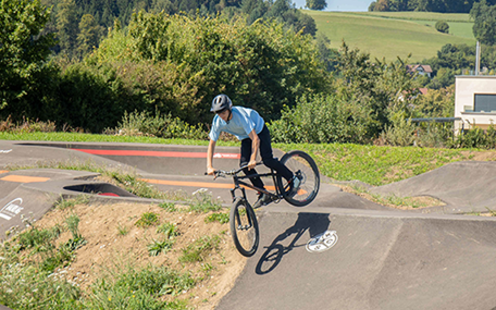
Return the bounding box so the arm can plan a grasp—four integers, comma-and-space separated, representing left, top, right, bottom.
306, 10, 476, 62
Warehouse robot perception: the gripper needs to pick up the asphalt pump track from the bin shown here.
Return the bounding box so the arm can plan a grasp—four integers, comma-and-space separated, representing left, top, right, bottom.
1, 140, 496, 309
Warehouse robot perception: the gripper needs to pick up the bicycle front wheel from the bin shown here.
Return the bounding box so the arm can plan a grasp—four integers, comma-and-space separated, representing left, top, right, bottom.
230, 198, 260, 257
278, 150, 320, 207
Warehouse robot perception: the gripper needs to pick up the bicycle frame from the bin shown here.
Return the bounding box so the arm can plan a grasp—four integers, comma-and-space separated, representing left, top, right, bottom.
229, 168, 285, 205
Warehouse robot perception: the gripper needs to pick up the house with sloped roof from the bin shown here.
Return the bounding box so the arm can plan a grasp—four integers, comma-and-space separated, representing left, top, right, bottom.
406, 64, 433, 78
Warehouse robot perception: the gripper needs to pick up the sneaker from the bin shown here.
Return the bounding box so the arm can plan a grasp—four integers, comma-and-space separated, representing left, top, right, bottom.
253, 193, 272, 209
288, 175, 301, 197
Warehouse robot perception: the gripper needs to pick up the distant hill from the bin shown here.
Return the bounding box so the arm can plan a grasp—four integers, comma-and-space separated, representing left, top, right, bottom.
305, 11, 476, 62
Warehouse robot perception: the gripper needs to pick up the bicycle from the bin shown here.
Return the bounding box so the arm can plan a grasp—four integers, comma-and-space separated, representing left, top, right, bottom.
210, 150, 320, 257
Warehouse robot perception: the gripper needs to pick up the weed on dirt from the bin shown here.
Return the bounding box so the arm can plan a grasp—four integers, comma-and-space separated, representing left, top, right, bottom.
0, 199, 245, 310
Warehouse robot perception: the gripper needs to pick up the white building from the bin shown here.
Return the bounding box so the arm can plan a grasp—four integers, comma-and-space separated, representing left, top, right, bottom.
454, 75, 496, 132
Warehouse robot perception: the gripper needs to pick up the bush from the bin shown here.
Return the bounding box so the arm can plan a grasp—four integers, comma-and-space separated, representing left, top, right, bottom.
91, 13, 329, 124
269, 94, 374, 144
105, 110, 206, 140
448, 126, 496, 149
0, 116, 57, 133
435, 21, 449, 34
380, 118, 416, 147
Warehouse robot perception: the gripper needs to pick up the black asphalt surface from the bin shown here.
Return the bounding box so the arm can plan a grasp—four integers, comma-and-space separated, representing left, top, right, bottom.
1, 140, 496, 310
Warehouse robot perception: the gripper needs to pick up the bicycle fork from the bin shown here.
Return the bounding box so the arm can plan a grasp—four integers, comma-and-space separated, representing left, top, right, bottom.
230, 187, 253, 231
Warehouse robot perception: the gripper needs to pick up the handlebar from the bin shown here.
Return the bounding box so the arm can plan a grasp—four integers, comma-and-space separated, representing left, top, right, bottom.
205, 162, 263, 179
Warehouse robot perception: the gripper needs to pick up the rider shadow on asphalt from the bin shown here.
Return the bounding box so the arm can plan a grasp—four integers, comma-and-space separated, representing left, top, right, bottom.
256, 212, 331, 275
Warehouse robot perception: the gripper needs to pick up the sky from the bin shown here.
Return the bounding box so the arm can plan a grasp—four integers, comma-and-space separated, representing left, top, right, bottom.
292, 0, 372, 11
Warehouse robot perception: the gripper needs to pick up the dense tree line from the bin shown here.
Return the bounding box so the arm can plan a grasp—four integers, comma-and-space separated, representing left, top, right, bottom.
369, 0, 496, 13
41, 0, 316, 58
0, 0, 327, 132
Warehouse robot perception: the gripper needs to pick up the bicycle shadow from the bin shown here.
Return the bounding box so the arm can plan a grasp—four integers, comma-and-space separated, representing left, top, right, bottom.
255, 212, 331, 275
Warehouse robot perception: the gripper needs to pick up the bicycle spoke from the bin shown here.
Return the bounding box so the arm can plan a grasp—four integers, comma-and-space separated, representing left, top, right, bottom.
230, 199, 259, 257
277, 150, 320, 207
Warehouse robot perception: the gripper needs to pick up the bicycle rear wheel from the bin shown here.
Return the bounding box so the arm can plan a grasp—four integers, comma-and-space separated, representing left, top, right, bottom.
230, 198, 260, 257
277, 150, 320, 207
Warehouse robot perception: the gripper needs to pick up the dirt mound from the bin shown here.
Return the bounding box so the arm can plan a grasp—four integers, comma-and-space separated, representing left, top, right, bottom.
36, 201, 246, 309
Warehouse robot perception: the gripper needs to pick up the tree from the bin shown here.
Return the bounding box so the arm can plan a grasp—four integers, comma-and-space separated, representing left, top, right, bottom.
389, 0, 408, 11
242, 0, 268, 24
305, 0, 327, 11
470, 0, 496, 46
121, 13, 329, 122
373, 0, 390, 11
56, 0, 79, 56
77, 14, 102, 58
316, 33, 335, 71
435, 20, 449, 33
0, 0, 54, 113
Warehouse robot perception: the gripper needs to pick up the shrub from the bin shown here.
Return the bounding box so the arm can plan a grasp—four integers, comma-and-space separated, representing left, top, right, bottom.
435, 21, 449, 34
0, 116, 57, 133
380, 118, 416, 147
448, 126, 496, 149
91, 13, 329, 124
105, 110, 206, 140
269, 94, 374, 144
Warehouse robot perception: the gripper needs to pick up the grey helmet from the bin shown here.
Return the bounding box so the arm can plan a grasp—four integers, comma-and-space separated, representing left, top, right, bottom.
210, 94, 232, 113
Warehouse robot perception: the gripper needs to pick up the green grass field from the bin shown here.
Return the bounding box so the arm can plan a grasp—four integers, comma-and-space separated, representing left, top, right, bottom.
305, 10, 475, 62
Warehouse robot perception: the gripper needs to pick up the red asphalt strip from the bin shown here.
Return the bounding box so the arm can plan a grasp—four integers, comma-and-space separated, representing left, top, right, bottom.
71, 149, 240, 159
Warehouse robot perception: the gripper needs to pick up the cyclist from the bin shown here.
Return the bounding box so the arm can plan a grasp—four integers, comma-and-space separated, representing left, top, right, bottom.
206, 94, 300, 208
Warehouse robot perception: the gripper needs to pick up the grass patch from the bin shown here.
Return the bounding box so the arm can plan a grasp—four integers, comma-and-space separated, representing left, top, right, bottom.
117, 223, 129, 236
55, 195, 90, 210
135, 212, 160, 228
188, 189, 222, 213
0, 131, 237, 147
205, 212, 229, 224
85, 264, 194, 309
147, 238, 174, 256
275, 142, 483, 186
12, 213, 86, 273
485, 208, 496, 216
159, 202, 177, 212
179, 235, 221, 263
156, 222, 179, 239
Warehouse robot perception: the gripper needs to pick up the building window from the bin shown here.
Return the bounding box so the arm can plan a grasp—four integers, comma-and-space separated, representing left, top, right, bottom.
474, 94, 496, 112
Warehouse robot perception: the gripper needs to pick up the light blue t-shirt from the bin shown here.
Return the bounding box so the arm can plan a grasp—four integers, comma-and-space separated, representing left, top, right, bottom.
209, 106, 265, 141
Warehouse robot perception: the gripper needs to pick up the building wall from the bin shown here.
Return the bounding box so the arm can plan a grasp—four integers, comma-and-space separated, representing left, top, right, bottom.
455, 75, 496, 132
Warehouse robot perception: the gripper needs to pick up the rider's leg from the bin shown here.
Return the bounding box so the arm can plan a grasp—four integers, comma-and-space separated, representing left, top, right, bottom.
240, 137, 265, 189
258, 126, 293, 182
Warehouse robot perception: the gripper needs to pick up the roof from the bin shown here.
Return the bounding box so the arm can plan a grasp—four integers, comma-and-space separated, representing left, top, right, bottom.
418, 87, 428, 95
406, 64, 433, 73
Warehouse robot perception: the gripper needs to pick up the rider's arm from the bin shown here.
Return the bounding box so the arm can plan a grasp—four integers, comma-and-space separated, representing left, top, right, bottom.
207, 139, 216, 175
248, 129, 259, 170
